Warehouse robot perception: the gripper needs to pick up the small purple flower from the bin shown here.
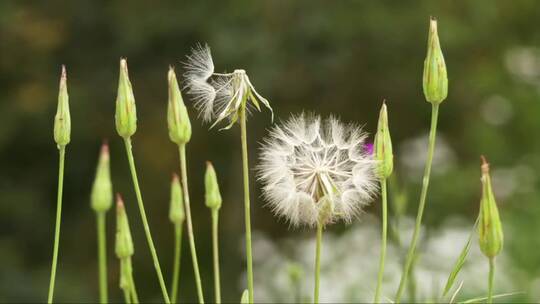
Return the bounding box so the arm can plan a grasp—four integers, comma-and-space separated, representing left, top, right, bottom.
364, 142, 374, 155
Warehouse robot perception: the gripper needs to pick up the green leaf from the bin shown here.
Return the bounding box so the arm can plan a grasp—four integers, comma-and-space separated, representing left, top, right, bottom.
442, 217, 479, 297
458, 291, 523, 303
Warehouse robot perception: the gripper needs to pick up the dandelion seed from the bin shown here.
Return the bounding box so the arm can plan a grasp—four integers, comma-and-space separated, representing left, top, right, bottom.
183, 43, 272, 129
258, 113, 378, 227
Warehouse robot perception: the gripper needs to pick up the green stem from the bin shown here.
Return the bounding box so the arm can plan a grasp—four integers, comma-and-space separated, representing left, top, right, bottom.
129, 261, 139, 304
314, 222, 323, 304
120, 259, 131, 304
395, 104, 439, 302
239, 107, 254, 303
97, 212, 108, 303
488, 258, 495, 304
171, 223, 183, 303
374, 178, 388, 303
47, 146, 66, 304
123, 137, 170, 303
178, 144, 204, 303
212, 210, 221, 304
122, 287, 131, 304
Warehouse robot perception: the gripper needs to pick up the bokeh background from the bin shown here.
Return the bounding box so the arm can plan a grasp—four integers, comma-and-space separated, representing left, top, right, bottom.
1, 0, 540, 302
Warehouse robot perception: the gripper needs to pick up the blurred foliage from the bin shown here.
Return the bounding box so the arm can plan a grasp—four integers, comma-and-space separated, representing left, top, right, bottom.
1, 0, 540, 302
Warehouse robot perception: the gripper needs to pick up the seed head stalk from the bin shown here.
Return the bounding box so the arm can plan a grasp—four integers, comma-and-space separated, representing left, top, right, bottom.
47, 146, 66, 303
313, 221, 323, 304
170, 223, 183, 303
488, 257, 495, 303
395, 103, 439, 302
239, 106, 254, 303
374, 178, 388, 303
178, 145, 205, 303
123, 138, 170, 303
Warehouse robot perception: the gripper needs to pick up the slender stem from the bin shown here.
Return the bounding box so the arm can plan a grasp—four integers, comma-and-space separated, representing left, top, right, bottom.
239, 107, 254, 303
178, 144, 205, 303
314, 222, 323, 304
122, 287, 131, 304
121, 259, 131, 304
488, 258, 495, 304
129, 261, 139, 304
171, 223, 183, 303
48, 146, 66, 303
395, 104, 440, 302
212, 210, 221, 304
123, 137, 170, 303
374, 178, 388, 303
97, 212, 108, 303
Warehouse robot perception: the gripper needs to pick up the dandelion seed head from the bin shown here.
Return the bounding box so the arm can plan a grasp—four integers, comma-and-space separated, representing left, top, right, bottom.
258, 114, 378, 227
183, 44, 272, 128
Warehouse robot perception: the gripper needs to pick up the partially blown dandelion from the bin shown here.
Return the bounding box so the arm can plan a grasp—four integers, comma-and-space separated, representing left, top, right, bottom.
258, 114, 378, 227
183, 43, 272, 129
184, 43, 272, 302
259, 114, 378, 304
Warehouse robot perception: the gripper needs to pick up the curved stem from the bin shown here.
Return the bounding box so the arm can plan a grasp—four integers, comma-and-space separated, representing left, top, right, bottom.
212, 210, 221, 304
374, 178, 388, 303
97, 212, 108, 303
123, 138, 170, 303
239, 107, 254, 303
171, 223, 183, 303
314, 222, 323, 304
395, 104, 439, 302
48, 146, 66, 303
488, 258, 495, 304
178, 145, 205, 303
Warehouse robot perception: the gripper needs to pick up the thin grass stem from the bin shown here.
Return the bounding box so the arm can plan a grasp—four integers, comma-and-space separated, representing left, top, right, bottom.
374, 178, 388, 303
178, 144, 204, 303
97, 212, 108, 303
395, 104, 440, 302
212, 210, 221, 304
239, 107, 254, 303
488, 258, 495, 304
47, 146, 66, 303
171, 223, 183, 303
123, 137, 170, 303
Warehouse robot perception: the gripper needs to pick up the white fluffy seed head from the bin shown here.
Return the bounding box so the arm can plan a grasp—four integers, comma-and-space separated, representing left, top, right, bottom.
258, 113, 378, 228
183, 44, 272, 128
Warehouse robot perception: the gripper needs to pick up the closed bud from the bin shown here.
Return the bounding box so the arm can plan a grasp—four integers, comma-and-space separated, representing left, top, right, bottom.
423, 17, 448, 104
115, 194, 134, 259
91, 142, 113, 212
115, 59, 137, 138
167, 67, 192, 145
204, 162, 222, 210
374, 101, 393, 178
477, 156, 504, 259
54, 65, 71, 147
169, 173, 185, 224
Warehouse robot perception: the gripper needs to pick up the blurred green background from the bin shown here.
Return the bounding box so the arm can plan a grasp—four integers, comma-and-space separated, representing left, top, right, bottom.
1, 0, 540, 302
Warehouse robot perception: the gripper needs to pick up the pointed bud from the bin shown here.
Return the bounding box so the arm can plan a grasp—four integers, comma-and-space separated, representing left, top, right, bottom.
91, 142, 113, 212
169, 173, 185, 224
204, 162, 222, 210
167, 67, 192, 145
54, 65, 71, 147
240, 290, 249, 304
115, 59, 137, 138
477, 156, 504, 259
115, 194, 134, 259
317, 195, 335, 225
374, 101, 393, 179
423, 17, 448, 104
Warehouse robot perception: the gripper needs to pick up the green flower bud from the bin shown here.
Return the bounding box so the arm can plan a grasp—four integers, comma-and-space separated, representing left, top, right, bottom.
115, 194, 134, 259
423, 17, 448, 104
374, 101, 393, 179
91, 142, 113, 212
204, 161, 222, 210
54, 65, 71, 147
115, 59, 137, 138
167, 67, 192, 145
477, 156, 504, 259
169, 173, 185, 225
